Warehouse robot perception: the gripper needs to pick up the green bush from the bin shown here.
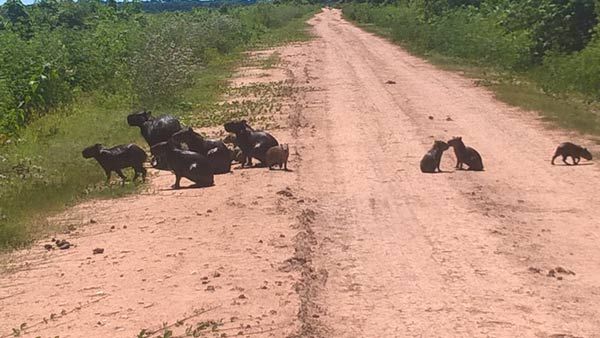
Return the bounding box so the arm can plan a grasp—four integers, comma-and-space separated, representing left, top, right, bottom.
537, 35, 600, 98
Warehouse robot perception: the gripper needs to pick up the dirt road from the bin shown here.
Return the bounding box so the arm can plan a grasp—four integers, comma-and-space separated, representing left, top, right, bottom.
3, 8, 600, 338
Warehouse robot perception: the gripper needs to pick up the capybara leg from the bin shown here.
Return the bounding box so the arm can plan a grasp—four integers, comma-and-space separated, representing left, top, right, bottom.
173, 175, 181, 189
574, 156, 580, 165
562, 155, 571, 165
105, 170, 112, 183
284, 161, 288, 171
115, 169, 127, 185
551, 154, 558, 165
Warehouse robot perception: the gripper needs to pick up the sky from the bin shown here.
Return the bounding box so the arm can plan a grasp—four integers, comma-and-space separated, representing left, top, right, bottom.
0, 0, 37, 5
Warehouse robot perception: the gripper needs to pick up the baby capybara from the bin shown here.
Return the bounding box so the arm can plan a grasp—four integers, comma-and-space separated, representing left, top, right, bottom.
420, 141, 449, 173
82, 143, 147, 184
447, 137, 484, 171
266, 144, 289, 170
551, 142, 592, 165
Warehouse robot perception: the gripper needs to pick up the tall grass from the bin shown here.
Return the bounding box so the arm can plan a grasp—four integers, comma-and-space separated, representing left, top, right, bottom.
0, 4, 317, 250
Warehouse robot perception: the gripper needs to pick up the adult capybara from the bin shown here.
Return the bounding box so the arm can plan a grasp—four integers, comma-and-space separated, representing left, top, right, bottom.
82, 143, 147, 184
223, 120, 278, 167
266, 144, 289, 170
170, 127, 232, 174
150, 141, 214, 189
420, 140, 449, 173
127, 111, 182, 147
447, 137, 484, 171
551, 142, 592, 165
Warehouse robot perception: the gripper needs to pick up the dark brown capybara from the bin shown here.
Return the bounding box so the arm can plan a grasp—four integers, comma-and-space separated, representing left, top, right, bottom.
266, 144, 289, 170
82, 143, 147, 185
551, 142, 592, 165
170, 127, 232, 174
223, 120, 278, 167
150, 141, 214, 189
127, 110, 182, 147
447, 136, 484, 171
420, 141, 450, 173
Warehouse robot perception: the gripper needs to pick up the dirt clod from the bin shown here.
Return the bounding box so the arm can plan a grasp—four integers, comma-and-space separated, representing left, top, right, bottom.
277, 189, 294, 198
93, 248, 104, 255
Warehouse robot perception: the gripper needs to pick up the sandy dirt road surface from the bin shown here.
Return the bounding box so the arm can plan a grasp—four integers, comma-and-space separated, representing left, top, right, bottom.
3, 8, 600, 338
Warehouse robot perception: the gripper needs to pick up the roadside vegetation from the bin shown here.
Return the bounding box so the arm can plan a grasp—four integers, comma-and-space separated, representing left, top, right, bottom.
342, 0, 600, 134
0, 0, 316, 250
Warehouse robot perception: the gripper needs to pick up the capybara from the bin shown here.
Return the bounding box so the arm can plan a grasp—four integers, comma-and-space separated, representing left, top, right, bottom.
127, 111, 182, 147
82, 143, 147, 184
223, 120, 278, 167
266, 144, 289, 170
420, 141, 449, 173
447, 136, 484, 171
150, 141, 214, 189
170, 127, 232, 174
551, 142, 592, 165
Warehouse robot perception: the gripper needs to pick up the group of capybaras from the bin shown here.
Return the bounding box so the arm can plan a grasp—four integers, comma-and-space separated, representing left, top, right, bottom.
82, 111, 289, 189
82, 110, 593, 187
420, 137, 593, 173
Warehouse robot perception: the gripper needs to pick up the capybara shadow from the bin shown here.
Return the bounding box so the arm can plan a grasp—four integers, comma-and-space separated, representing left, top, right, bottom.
447, 136, 484, 171
170, 127, 232, 174
82, 143, 147, 185
127, 111, 182, 147
551, 142, 592, 165
224, 120, 278, 167
420, 140, 449, 173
